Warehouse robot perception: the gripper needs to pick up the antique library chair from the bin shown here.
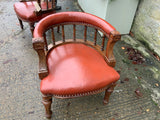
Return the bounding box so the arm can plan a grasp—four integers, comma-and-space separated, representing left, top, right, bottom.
14, 0, 61, 35
32, 12, 121, 118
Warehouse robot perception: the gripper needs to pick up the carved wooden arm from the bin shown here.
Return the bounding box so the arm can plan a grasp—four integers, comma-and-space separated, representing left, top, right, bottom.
32, 37, 48, 80
106, 30, 121, 67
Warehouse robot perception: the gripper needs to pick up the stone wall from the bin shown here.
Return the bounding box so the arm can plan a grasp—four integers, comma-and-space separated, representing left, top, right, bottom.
131, 0, 160, 57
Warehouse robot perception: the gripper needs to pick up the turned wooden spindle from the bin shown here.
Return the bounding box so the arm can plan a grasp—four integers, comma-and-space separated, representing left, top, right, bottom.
94, 29, 97, 45
101, 35, 105, 51
73, 24, 76, 41
51, 27, 55, 45
62, 25, 65, 42
84, 25, 87, 42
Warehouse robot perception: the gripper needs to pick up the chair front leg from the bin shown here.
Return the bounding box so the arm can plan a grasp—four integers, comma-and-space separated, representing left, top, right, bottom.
42, 94, 53, 119
103, 83, 116, 105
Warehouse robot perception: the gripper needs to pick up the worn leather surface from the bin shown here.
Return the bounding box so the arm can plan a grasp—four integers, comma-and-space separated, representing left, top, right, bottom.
40, 43, 120, 95
14, 1, 55, 22
33, 12, 116, 38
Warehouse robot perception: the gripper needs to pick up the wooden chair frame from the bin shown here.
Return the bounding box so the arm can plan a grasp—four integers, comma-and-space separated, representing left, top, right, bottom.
32, 12, 121, 118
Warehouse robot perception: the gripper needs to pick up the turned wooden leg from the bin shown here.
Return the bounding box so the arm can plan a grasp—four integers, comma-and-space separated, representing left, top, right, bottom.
29, 23, 35, 36
42, 94, 53, 119
57, 26, 60, 33
18, 18, 23, 30
103, 83, 116, 105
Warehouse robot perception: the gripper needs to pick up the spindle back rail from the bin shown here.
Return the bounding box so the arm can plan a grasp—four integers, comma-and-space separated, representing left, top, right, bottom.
35, 0, 56, 16
35, 23, 120, 66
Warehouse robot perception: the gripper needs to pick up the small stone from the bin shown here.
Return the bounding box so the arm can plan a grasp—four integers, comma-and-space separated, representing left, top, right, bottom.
146, 109, 150, 112
28, 111, 34, 114
121, 47, 125, 50
155, 83, 159, 87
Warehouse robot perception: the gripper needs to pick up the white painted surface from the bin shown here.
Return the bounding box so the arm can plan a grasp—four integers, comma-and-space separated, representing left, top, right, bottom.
78, 0, 139, 34
78, 0, 108, 19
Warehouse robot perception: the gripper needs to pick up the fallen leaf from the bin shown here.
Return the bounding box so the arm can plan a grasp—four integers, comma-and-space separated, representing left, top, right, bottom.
135, 68, 138, 71
129, 31, 134, 37
67, 102, 71, 107
152, 53, 160, 61
135, 88, 143, 97
138, 77, 142, 79
124, 78, 129, 81
132, 61, 137, 64
126, 47, 145, 64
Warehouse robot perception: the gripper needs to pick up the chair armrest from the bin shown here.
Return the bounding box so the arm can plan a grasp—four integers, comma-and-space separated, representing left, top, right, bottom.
32, 37, 48, 80
106, 30, 121, 67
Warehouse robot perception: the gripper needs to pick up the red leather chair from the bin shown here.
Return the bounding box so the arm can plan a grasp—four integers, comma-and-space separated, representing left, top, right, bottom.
14, 0, 61, 35
32, 12, 121, 118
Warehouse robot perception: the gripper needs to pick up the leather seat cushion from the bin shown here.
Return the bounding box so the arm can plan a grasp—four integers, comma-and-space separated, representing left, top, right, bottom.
14, 1, 55, 22
40, 43, 120, 95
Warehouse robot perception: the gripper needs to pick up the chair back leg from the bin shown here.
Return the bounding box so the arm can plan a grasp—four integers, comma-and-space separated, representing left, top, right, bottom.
42, 94, 53, 119
18, 18, 23, 29
29, 23, 35, 36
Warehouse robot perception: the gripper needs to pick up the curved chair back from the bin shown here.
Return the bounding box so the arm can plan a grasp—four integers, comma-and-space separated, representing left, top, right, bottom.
32, 12, 121, 78
33, 12, 120, 66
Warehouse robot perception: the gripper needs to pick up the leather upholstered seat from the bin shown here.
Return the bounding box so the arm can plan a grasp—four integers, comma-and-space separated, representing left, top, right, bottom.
41, 43, 120, 96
